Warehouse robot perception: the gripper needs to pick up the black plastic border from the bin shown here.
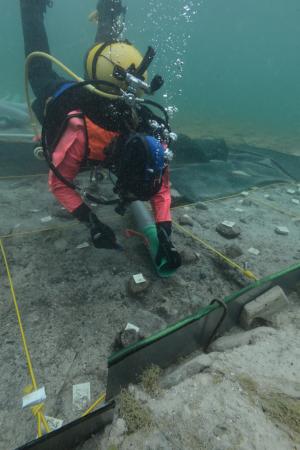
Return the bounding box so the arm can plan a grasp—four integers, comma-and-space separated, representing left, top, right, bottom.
0, 141, 47, 177
15, 401, 115, 450
107, 263, 300, 398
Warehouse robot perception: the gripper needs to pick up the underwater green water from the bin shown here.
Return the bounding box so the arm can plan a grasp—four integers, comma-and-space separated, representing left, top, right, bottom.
1, 1, 300, 152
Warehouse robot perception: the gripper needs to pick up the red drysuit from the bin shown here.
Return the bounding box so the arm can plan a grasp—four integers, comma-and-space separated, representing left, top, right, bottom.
48, 114, 172, 223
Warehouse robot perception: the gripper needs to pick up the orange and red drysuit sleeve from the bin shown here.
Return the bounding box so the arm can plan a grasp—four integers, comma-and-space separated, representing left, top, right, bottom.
48, 116, 172, 223
150, 168, 172, 223
48, 114, 86, 213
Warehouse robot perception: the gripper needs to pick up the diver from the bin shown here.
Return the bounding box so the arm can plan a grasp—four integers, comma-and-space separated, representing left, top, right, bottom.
20, 0, 181, 270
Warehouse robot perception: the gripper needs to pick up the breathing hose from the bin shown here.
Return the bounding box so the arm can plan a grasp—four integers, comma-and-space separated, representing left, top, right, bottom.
24, 51, 124, 136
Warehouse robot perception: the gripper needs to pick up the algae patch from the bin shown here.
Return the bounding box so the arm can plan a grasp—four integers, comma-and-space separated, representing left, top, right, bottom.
238, 374, 300, 440
140, 365, 162, 397
261, 392, 300, 439
119, 389, 153, 434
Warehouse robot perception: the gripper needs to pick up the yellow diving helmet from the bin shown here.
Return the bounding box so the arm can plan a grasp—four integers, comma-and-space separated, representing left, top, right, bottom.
85, 41, 148, 94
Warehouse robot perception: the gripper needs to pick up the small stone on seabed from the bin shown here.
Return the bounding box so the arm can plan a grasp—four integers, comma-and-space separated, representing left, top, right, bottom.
224, 244, 243, 258
248, 247, 260, 256
216, 221, 241, 239
287, 189, 296, 195
275, 226, 289, 235
54, 239, 68, 251
179, 214, 194, 226
128, 275, 150, 295
118, 327, 141, 348
195, 201, 208, 210
264, 194, 274, 201
40, 216, 52, 223
180, 249, 198, 265
170, 188, 182, 199
292, 198, 300, 205
241, 191, 249, 197
241, 198, 252, 206
232, 170, 250, 177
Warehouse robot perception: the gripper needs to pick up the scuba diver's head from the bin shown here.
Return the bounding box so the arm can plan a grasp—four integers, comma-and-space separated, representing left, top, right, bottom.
111, 133, 167, 205
85, 42, 164, 99
85, 42, 146, 94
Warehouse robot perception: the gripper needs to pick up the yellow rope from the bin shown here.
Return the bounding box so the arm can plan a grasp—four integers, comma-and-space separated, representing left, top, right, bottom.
0, 222, 80, 240
0, 174, 46, 181
0, 240, 50, 436
171, 181, 294, 211
251, 198, 300, 219
171, 181, 300, 279
0, 212, 119, 240
82, 392, 106, 417
173, 221, 258, 281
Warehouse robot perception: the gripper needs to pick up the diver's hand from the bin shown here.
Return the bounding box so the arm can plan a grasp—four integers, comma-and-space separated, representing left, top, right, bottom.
89, 213, 118, 249
72, 204, 119, 250
156, 222, 182, 270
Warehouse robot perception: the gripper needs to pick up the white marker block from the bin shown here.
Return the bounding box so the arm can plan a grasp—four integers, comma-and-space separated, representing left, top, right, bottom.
125, 323, 140, 333
240, 286, 288, 329
45, 416, 64, 431
76, 242, 90, 249
248, 247, 260, 256
133, 273, 146, 284
222, 221, 236, 228
40, 216, 52, 223
275, 226, 289, 235
22, 387, 46, 409
73, 383, 91, 409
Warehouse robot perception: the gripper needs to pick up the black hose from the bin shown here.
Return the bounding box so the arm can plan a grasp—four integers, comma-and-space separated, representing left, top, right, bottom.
135, 46, 156, 78
143, 100, 170, 126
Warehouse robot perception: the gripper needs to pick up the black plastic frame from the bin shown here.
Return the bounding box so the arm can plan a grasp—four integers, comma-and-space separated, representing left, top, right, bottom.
15, 401, 115, 450
106, 263, 300, 399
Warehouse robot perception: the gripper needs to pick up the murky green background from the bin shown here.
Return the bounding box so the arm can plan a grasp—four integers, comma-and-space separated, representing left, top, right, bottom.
1, 1, 300, 152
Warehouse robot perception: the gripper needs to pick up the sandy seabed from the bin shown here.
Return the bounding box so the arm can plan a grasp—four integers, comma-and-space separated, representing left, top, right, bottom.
0, 171, 299, 450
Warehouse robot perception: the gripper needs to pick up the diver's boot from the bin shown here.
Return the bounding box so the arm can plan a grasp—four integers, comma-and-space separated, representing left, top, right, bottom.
94, 0, 127, 42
